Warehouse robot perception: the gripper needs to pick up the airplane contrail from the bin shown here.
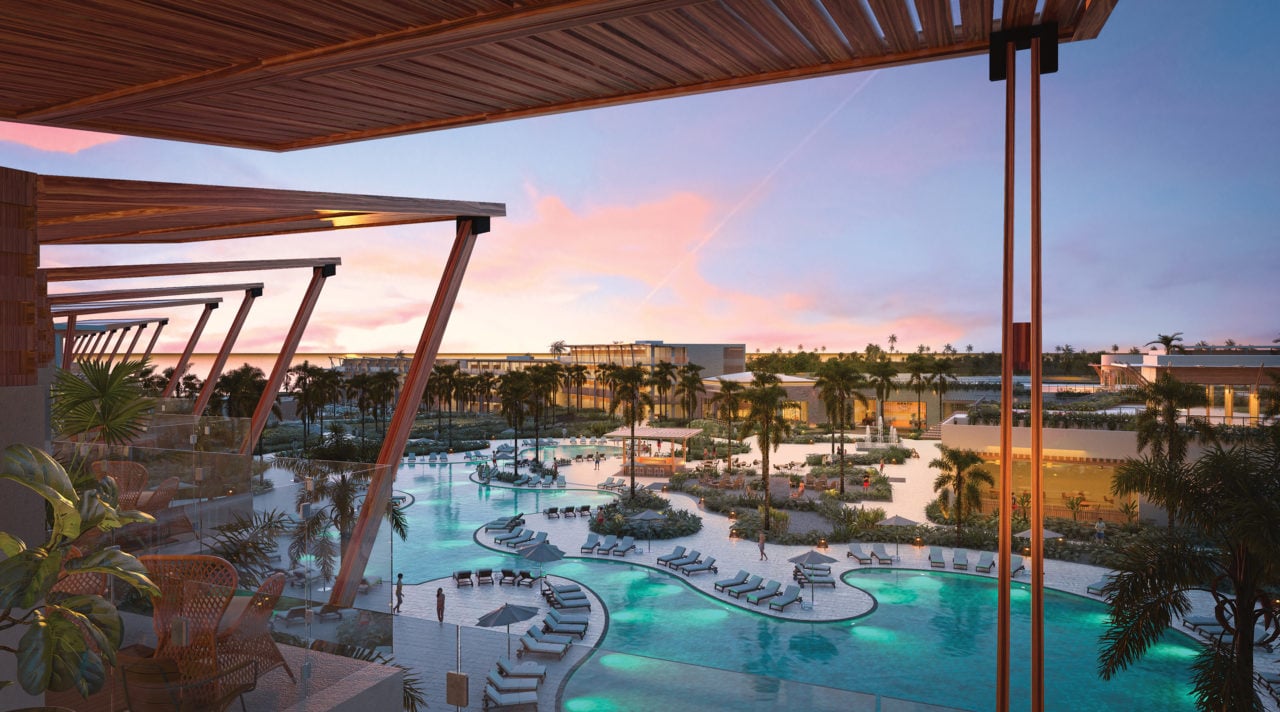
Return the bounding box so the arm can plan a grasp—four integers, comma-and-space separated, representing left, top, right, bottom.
642, 71, 880, 303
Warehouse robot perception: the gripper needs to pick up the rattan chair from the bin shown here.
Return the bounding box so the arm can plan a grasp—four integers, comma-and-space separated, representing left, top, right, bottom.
91, 459, 148, 510
139, 554, 239, 683
138, 476, 181, 514
218, 572, 295, 683
121, 655, 256, 712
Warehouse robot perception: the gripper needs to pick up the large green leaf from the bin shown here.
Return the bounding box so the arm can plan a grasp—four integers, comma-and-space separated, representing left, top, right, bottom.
18, 611, 103, 696
0, 444, 81, 542
49, 594, 123, 660
63, 546, 159, 598
0, 530, 25, 558
0, 548, 61, 609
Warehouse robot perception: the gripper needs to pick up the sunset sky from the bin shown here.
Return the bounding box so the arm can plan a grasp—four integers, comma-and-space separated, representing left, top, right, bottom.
5, 1, 1278, 363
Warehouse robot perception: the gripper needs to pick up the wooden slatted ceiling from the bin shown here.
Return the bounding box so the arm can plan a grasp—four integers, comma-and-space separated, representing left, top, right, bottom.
0, 0, 1118, 151
35, 174, 504, 245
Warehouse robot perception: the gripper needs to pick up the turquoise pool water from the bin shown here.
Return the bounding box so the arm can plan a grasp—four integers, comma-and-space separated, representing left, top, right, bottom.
384, 466, 1198, 711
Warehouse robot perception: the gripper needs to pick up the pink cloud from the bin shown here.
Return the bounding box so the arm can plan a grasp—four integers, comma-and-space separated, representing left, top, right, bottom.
0, 123, 122, 153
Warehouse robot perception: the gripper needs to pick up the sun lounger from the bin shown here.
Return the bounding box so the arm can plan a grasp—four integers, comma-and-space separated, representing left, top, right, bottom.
485, 516, 523, 532
952, 549, 969, 570
543, 582, 581, 595
613, 536, 637, 556
517, 570, 536, 587
680, 556, 717, 576
656, 546, 686, 567
494, 527, 526, 544
667, 550, 701, 569
1010, 555, 1026, 576
579, 532, 600, 554
871, 544, 895, 565
1086, 572, 1116, 596
543, 617, 587, 639
557, 476, 566, 487
745, 580, 782, 605
281, 606, 308, 627
517, 631, 568, 659
499, 569, 518, 585
484, 683, 539, 708
503, 530, 535, 548
527, 626, 574, 647
487, 669, 539, 693
551, 590, 590, 610
315, 603, 344, 621
1182, 615, 1226, 632
546, 608, 590, 627
545, 506, 559, 518
496, 657, 546, 680
846, 543, 872, 564
975, 551, 995, 573
598, 477, 617, 489
578, 505, 592, 516
715, 570, 750, 592
562, 505, 576, 518
769, 585, 803, 611
929, 546, 945, 568
726, 575, 764, 599
454, 570, 474, 587
477, 568, 495, 585
596, 535, 618, 555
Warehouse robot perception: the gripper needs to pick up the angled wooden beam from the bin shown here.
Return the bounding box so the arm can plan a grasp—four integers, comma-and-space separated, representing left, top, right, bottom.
331, 217, 486, 607
48, 282, 264, 304
162, 303, 217, 398
52, 296, 225, 316
61, 315, 77, 370
240, 264, 336, 455
193, 287, 261, 416
106, 327, 130, 362
142, 320, 167, 361
122, 324, 147, 361
43, 258, 341, 282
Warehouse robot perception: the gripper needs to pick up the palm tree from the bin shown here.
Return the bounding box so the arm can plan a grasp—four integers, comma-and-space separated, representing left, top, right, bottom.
346, 373, 375, 444
928, 446, 992, 542
673, 363, 706, 420
289, 461, 409, 583
887, 334, 897, 353
215, 363, 270, 418
565, 364, 589, 411
904, 353, 929, 428
315, 368, 345, 433
498, 371, 533, 476
427, 363, 460, 442
814, 359, 868, 494
548, 340, 567, 356
648, 360, 678, 419
526, 364, 559, 463
608, 365, 652, 498
739, 372, 796, 533
369, 369, 401, 435
540, 361, 565, 430
288, 361, 325, 450
709, 379, 746, 477
1102, 428, 1280, 710
865, 359, 899, 427
1146, 332, 1185, 354
1134, 371, 1206, 466
51, 358, 153, 450
927, 356, 959, 425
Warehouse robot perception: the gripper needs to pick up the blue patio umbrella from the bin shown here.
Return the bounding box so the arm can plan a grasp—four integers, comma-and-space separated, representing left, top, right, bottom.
627, 509, 667, 552
476, 603, 541, 658
789, 550, 837, 608
517, 541, 565, 579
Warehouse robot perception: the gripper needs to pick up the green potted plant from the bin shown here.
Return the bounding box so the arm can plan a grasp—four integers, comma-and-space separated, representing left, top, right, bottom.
0, 444, 159, 699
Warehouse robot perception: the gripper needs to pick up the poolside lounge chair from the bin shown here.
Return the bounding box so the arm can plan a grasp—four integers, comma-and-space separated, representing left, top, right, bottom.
871, 544, 895, 565
929, 547, 945, 568
543, 582, 581, 596
504, 530, 536, 548
769, 585, 803, 611
551, 590, 590, 610
517, 570, 537, 587
527, 625, 574, 647
715, 570, 750, 592
498, 569, 518, 585
681, 556, 717, 576
1010, 555, 1026, 576
517, 631, 568, 659
494, 527, 526, 544
1086, 572, 1116, 596
497, 657, 546, 680
656, 546, 686, 567
846, 543, 872, 564
315, 604, 344, 621
745, 580, 782, 605
1182, 615, 1229, 633
562, 505, 577, 518
545, 506, 559, 518
613, 536, 637, 556
487, 669, 539, 693
578, 505, 592, 516
483, 683, 539, 709
596, 535, 618, 555
579, 532, 600, 554
975, 551, 995, 573
598, 477, 617, 489
281, 606, 308, 627
543, 616, 587, 639
726, 575, 764, 599
667, 550, 701, 569
557, 476, 566, 487
952, 549, 969, 571
477, 569, 495, 585
546, 608, 590, 627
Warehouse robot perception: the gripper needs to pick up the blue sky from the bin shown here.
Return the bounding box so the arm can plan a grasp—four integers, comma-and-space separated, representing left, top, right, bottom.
4, 0, 1277, 357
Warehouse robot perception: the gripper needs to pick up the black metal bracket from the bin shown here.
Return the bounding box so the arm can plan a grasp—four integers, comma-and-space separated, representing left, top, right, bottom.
465, 216, 492, 235
320, 263, 338, 278
989, 23, 1058, 81
247, 286, 264, 298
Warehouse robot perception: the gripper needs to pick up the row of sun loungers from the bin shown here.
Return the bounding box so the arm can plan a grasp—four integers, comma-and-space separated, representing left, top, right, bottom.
596, 477, 629, 491
540, 581, 592, 611
793, 564, 835, 587
484, 514, 525, 532
846, 543, 895, 565
511, 473, 565, 487
652, 546, 719, 576
544, 505, 597, 518
1182, 615, 1277, 652
494, 529, 549, 549
454, 569, 511, 586
712, 570, 803, 611
488, 602, 593, 707
578, 533, 637, 557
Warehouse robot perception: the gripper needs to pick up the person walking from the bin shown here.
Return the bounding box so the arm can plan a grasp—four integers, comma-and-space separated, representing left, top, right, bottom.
436, 587, 445, 623
393, 573, 404, 614
758, 530, 768, 561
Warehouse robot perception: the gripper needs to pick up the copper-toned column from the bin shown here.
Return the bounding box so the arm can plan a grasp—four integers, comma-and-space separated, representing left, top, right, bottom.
61, 315, 78, 370
1030, 35, 1046, 712
331, 217, 485, 606
997, 38, 1016, 712
194, 287, 260, 416
122, 324, 147, 362
162, 303, 216, 398
107, 327, 131, 362
240, 266, 334, 455
142, 320, 166, 361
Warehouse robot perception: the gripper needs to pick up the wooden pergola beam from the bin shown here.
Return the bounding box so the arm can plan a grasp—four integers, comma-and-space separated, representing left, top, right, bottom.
44, 258, 341, 282
162, 303, 217, 398
48, 282, 264, 304
142, 320, 167, 361
193, 287, 261, 417
51, 296, 224, 316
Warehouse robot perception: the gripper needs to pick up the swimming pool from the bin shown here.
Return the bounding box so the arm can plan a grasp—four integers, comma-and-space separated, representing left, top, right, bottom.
384, 465, 1198, 711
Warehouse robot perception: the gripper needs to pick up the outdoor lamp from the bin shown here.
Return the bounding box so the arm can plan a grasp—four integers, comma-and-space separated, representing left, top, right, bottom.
698, 497, 705, 507
914, 536, 923, 548
729, 528, 738, 539
818, 538, 828, 550
729, 510, 737, 520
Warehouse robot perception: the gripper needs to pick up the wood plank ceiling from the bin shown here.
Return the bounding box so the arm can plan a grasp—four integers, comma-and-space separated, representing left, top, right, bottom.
0, 0, 1117, 151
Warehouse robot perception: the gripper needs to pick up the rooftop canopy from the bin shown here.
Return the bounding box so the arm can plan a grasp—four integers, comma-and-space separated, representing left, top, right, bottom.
605, 426, 703, 440
0, 0, 1116, 150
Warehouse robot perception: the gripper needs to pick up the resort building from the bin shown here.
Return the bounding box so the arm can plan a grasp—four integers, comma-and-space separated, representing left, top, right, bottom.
1095, 350, 1280, 425
568, 340, 746, 411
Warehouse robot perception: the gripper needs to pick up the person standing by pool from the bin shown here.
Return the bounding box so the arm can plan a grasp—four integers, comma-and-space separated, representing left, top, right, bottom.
1095, 518, 1106, 543
436, 587, 445, 623
758, 530, 768, 561
393, 573, 404, 613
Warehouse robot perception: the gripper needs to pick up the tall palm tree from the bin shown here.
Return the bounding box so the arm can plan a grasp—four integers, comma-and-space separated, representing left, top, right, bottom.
709, 379, 746, 477
1146, 332, 1185, 354
541, 361, 565, 430
51, 358, 153, 449
887, 334, 898, 353
498, 371, 533, 476
548, 340, 567, 356
608, 365, 652, 498
904, 353, 929, 428
673, 363, 706, 420
369, 369, 401, 435
1134, 371, 1206, 465
288, 361, 325, 450
290, 461, 409, 583
215, 363, 270, 419
814, 359, 868, 494
526, 364, 559, 463
739, 372, 796, 533
928, 446, 992, 543
314, 368, 345, 434
865, 359, 899, 427
648, 360, 678, 419
1103, 428, 1280, 710
427, 363, 460, 442
927, 356, 959, 425
346, 373, 375, 444
566, 364, 589, 411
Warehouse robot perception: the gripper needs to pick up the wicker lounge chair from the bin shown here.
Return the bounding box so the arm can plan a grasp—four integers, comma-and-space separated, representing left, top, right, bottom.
218, 572, 294, 683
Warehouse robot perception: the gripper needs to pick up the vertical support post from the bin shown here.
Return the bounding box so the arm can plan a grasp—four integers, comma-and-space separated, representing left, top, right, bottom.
331, 217, 486, 606
1249, 391, 1260, 426
240, 267, 333, 455
162, 303, 216, 398
61, 316, 78, 370
194, 288, 260, 417
1029, 35, 1046, 712
142, 320, 166, 361
996, 37, 1016, 712
1205, 385, 1213, 420
1223, 386, 1234, 424
107, 327, 131, 363
122, 324, 147, 362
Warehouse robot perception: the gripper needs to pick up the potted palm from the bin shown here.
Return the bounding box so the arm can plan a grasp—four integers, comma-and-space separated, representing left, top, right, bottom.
0, 444, 159, 700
